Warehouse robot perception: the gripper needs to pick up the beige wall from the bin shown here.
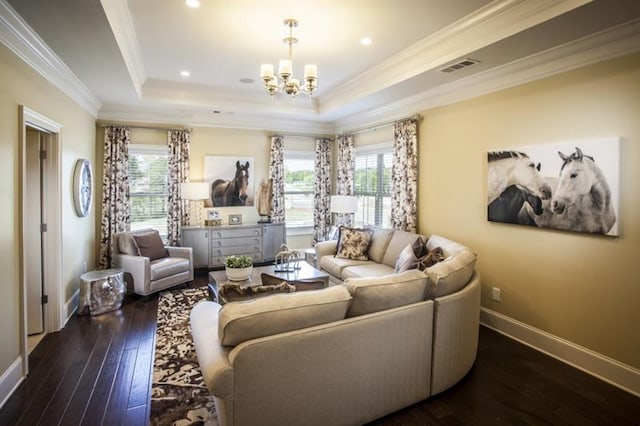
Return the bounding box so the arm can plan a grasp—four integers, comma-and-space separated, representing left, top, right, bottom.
0, 44, 96, 375
418, 53, 640, 369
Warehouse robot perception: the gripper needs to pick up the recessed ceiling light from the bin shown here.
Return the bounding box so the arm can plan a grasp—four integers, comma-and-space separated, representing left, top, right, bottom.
240, 78, 254, 84
185, 0, 200, 8
361, 37, 372, 46
180, 70, 190, 77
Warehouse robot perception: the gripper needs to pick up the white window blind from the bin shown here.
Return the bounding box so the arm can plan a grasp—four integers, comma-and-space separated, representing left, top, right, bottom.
129, 144, 169, 237
284, 151, 315, 228
353, 145, 392, 228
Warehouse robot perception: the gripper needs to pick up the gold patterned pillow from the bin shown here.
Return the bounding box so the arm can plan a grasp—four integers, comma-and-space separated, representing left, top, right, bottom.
335, 226, 374, 260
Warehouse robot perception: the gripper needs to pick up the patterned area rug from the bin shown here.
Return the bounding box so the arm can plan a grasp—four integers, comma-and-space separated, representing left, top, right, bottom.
150, 287, 218, 426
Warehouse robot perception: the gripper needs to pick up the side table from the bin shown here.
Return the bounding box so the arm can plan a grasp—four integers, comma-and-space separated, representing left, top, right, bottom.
78, 268, 125, 315
304, 248, 317, 268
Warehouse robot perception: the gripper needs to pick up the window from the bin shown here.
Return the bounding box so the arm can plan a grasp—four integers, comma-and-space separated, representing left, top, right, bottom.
353, 144, 392, 228
129, 144, 169, 237
284, 151, 315, 229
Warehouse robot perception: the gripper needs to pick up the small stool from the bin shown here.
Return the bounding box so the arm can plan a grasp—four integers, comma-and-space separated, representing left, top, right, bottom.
78, 268, 125, 315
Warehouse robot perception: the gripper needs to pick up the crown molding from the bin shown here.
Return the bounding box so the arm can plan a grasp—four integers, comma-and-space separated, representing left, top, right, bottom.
100, 0, 146, 98
0, 0, 101, 116
319, 0, 592, 116
334, 18, 640, 133
98, 103, 335, 134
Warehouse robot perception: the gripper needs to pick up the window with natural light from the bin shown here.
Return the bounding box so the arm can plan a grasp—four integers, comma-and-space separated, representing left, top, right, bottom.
129, 145, 169, 237
284, 152, 315, 229
353, 146, 393, 228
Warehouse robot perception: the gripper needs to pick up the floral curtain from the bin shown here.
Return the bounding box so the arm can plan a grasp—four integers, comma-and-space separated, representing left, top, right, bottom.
313, 138, 332, 244
167, 129, 191, 245
99, 126, 131, 269
391, 118, 418, 232
269, 135, 285, 223
335, 134, 355, 227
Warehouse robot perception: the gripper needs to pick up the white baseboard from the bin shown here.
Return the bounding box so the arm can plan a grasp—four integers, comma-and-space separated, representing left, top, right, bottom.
480, 307, 640, 398
63, 288, 79, 326
0, 357, 24, 410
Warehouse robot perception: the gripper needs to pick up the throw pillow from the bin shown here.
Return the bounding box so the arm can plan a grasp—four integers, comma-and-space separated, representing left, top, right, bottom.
418, 246, 445, 271
133, 231, 169, 261
118, 234, 140, 256
335, 226, 374, 261
411, 237, 428, 259
394, 244, 418, 273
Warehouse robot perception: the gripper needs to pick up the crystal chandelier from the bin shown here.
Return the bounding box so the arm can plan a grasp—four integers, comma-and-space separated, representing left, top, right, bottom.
260, 19, 317, 99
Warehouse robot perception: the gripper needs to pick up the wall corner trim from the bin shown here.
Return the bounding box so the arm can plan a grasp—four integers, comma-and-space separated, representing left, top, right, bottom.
480, 307, 640, 398
0, 356, 24, 410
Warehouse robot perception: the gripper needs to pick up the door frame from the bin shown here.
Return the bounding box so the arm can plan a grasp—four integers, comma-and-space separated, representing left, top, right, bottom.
18, 106, 63, 376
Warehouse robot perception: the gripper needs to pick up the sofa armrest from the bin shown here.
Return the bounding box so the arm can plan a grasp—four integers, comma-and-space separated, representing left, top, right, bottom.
431, 270, 481, 395
113, 254, 150, 295
314, 240, 338, 270
191, 302, 234, 398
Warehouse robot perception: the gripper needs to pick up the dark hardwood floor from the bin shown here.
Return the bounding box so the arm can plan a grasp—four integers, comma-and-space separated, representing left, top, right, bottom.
1, 270, 638, 425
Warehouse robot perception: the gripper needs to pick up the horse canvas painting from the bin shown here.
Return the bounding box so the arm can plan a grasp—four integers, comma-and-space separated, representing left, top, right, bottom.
487, 138, 620, 236
204, 156, 255, 207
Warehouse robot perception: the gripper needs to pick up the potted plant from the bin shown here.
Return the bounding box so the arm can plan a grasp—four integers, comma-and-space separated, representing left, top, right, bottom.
224, 255, 254, 281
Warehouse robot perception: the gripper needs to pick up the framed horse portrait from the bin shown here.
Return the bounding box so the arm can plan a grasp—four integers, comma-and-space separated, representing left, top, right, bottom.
204, 156, 255, 207
487, 137, 620, 236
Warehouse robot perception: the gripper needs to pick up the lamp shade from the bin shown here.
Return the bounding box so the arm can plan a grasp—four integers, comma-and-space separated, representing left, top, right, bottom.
330, 195, 358, 214
180, 182, 209, 200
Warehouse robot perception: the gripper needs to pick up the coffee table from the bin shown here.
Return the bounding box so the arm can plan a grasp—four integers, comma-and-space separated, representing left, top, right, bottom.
208, 261, 330, 304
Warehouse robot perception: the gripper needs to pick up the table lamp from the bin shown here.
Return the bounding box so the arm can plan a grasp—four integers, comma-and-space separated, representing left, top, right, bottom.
329, 195, 358, 239
180, 182, 209, 226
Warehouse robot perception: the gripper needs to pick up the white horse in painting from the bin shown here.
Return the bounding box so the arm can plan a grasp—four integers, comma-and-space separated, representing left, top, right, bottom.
546, 147, 616, 234
488, 151, 552, 204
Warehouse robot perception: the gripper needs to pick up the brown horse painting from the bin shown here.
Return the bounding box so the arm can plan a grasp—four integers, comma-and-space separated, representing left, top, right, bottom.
211, 161, 250, 206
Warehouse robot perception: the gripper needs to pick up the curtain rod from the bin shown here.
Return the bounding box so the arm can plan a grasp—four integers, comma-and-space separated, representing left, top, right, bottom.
268, 132, 334, 139
99, 123, 193, 132
346, 114, 423, 136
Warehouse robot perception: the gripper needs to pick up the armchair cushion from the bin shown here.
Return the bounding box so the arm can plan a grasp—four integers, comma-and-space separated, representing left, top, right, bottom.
133, 231, 169, 261
150, 257, 190, 281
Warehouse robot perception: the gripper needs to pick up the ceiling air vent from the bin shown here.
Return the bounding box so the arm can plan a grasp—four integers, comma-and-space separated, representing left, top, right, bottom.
439, 58, 480, 74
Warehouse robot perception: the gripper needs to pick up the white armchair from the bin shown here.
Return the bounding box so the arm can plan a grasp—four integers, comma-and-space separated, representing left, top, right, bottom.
112, 228, 194, 296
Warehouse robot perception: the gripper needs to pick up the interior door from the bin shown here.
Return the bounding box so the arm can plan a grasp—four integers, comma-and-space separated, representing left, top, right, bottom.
26, 128, 44, 335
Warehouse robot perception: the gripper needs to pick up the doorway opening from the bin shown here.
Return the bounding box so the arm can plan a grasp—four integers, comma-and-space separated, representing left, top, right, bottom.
19, 106, 63, 376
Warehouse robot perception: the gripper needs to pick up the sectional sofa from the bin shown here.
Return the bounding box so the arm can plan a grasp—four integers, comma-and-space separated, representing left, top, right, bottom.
191, 230, 480, 426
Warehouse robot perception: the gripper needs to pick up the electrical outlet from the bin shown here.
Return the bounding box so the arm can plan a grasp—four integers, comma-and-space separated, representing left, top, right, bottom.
83, 261, 87, 272
492, 287, 501, 302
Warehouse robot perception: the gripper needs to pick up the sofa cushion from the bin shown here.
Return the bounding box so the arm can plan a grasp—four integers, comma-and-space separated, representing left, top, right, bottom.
343, 270, 428, 317
117, 234, 140, 256
150, 256, 190, 281
218, 286, 352, 347
319, 256, 371, 279
394, 244, 418, 273
424, 234, 477, 298
336, 226, 374, 260
342, 263, 395, 280
382, 230, 427, 268
367, 228, 394, 263
133, 231, 169, 261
